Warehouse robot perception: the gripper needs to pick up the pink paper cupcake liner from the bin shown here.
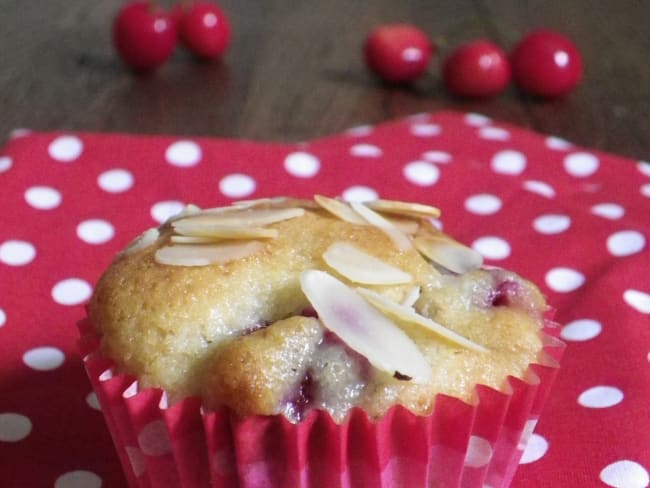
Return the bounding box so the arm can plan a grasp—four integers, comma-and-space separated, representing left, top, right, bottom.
78, 314, 564, 488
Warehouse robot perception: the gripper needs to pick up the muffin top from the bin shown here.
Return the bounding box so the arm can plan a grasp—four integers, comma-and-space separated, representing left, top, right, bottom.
89, 196, 547, 422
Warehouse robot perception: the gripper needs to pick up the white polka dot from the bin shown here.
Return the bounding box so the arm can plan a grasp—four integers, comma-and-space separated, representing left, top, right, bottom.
637, 161, 650, 177
284, 152, 320, 178
86, 392, 101, 411
403, 161, 440, 186
624, 289, 650, 314
422, 151, 452, 163
478, 127, 510, 141
561, 319, 602, 341
54, 470, 102, 488
0, 413, 32, 442
607, 230, 645, 256
578, 385, 624, 408
491, 150, 527, 175
523, 180, 556, 198
464, 113, 491, 127
0, 156, 12, 173
342, 186, 378, 202
138, 420, 172, 456
564, 152, 599, 177
545, 267, 585, 293
410, 123, 441, 137
151, 200, 185, 223
219, 173, 256, 198
600, 460, 650, 488
98, 168, 134, 193
533, 214, 571, 234
545, 136, 572, 151
591, 203, 625, 220
642, 184, 650, 198
472, 236, 511, 260
344, 125, 373, 137
464, 436, 493, 468
51, 278, 92, 306
0, 308, 5, 327
24, 186, 62, 210
48, 135, 83, 162
0, 240, 36, 266
464, 194, 502, 215
349, 143, 383, 158
519, 434, 548, 464
77, 219, 115, 245
165, 140, 202, 167
23, 346, 65, 371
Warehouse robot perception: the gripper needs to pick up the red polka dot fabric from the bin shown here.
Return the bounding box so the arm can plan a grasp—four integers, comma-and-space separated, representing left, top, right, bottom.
1, 111, 649, 487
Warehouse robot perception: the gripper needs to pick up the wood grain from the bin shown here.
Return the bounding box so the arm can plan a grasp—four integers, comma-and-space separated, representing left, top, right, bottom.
0, 0, 647, 159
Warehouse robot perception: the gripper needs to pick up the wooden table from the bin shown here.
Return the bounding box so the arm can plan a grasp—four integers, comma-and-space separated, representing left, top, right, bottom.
1, 0, 648, 160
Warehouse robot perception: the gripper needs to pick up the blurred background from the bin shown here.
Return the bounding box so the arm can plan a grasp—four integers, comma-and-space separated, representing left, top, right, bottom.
0, 0, 648, 159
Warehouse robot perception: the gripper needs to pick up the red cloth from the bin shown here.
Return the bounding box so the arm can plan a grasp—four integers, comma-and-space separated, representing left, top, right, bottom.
1, 111, 648, 487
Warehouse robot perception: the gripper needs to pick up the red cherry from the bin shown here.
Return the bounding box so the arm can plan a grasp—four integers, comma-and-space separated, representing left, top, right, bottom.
179, 2, 230, 60
112, 1, 177, 71
364, 24, 433, 83
510, 29, 583, 98
442, 40, 510, 98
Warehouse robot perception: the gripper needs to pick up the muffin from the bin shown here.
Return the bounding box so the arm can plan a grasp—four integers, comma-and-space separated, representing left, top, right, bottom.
81, 195, 562, 488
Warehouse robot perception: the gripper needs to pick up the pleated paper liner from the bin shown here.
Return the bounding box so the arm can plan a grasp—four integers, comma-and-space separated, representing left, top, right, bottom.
78, 315, 564, 488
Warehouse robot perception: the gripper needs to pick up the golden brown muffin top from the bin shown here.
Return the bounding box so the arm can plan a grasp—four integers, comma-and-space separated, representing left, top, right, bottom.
89, 196, 547, 422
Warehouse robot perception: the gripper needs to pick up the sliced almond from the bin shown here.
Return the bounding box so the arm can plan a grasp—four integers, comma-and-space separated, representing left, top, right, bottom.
366, 199, 441, 219
232, 197, 318, 210
121, 228, 160, 256
300, 270, 431, 382
163, 204, 203, 224
323, 242, 412, 285
413, 234, 483, 274
314, 195, 367, 225
172, 223, 279, 239
385, 217, 420, 235
350, 201, 412, 251
401, 286, 421, 308
155, 241, 264, 266
357, 287, 488, 353
231, 197, 286, 208
173, 207, 305, 230
170, 235, 222, 244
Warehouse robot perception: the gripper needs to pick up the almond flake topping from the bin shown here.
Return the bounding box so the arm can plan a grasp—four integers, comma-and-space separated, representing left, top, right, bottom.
323, 242, 413, 285
314, 195, 368, 224
413, 233, 483, 274
233, 197, 319, 210
366, 199, 441, 219
121, 228, 160, 256
300, 270, 432, 382
401, 286, 421, 308
173, 207, 305, 229
350, 201, 412, 251
155, 241, 264, 267
385, 217, 420, 235
356, 287, 488, 353
164, 204, 202, 224
172, 224, 279, 240
154, 206, 304, 266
